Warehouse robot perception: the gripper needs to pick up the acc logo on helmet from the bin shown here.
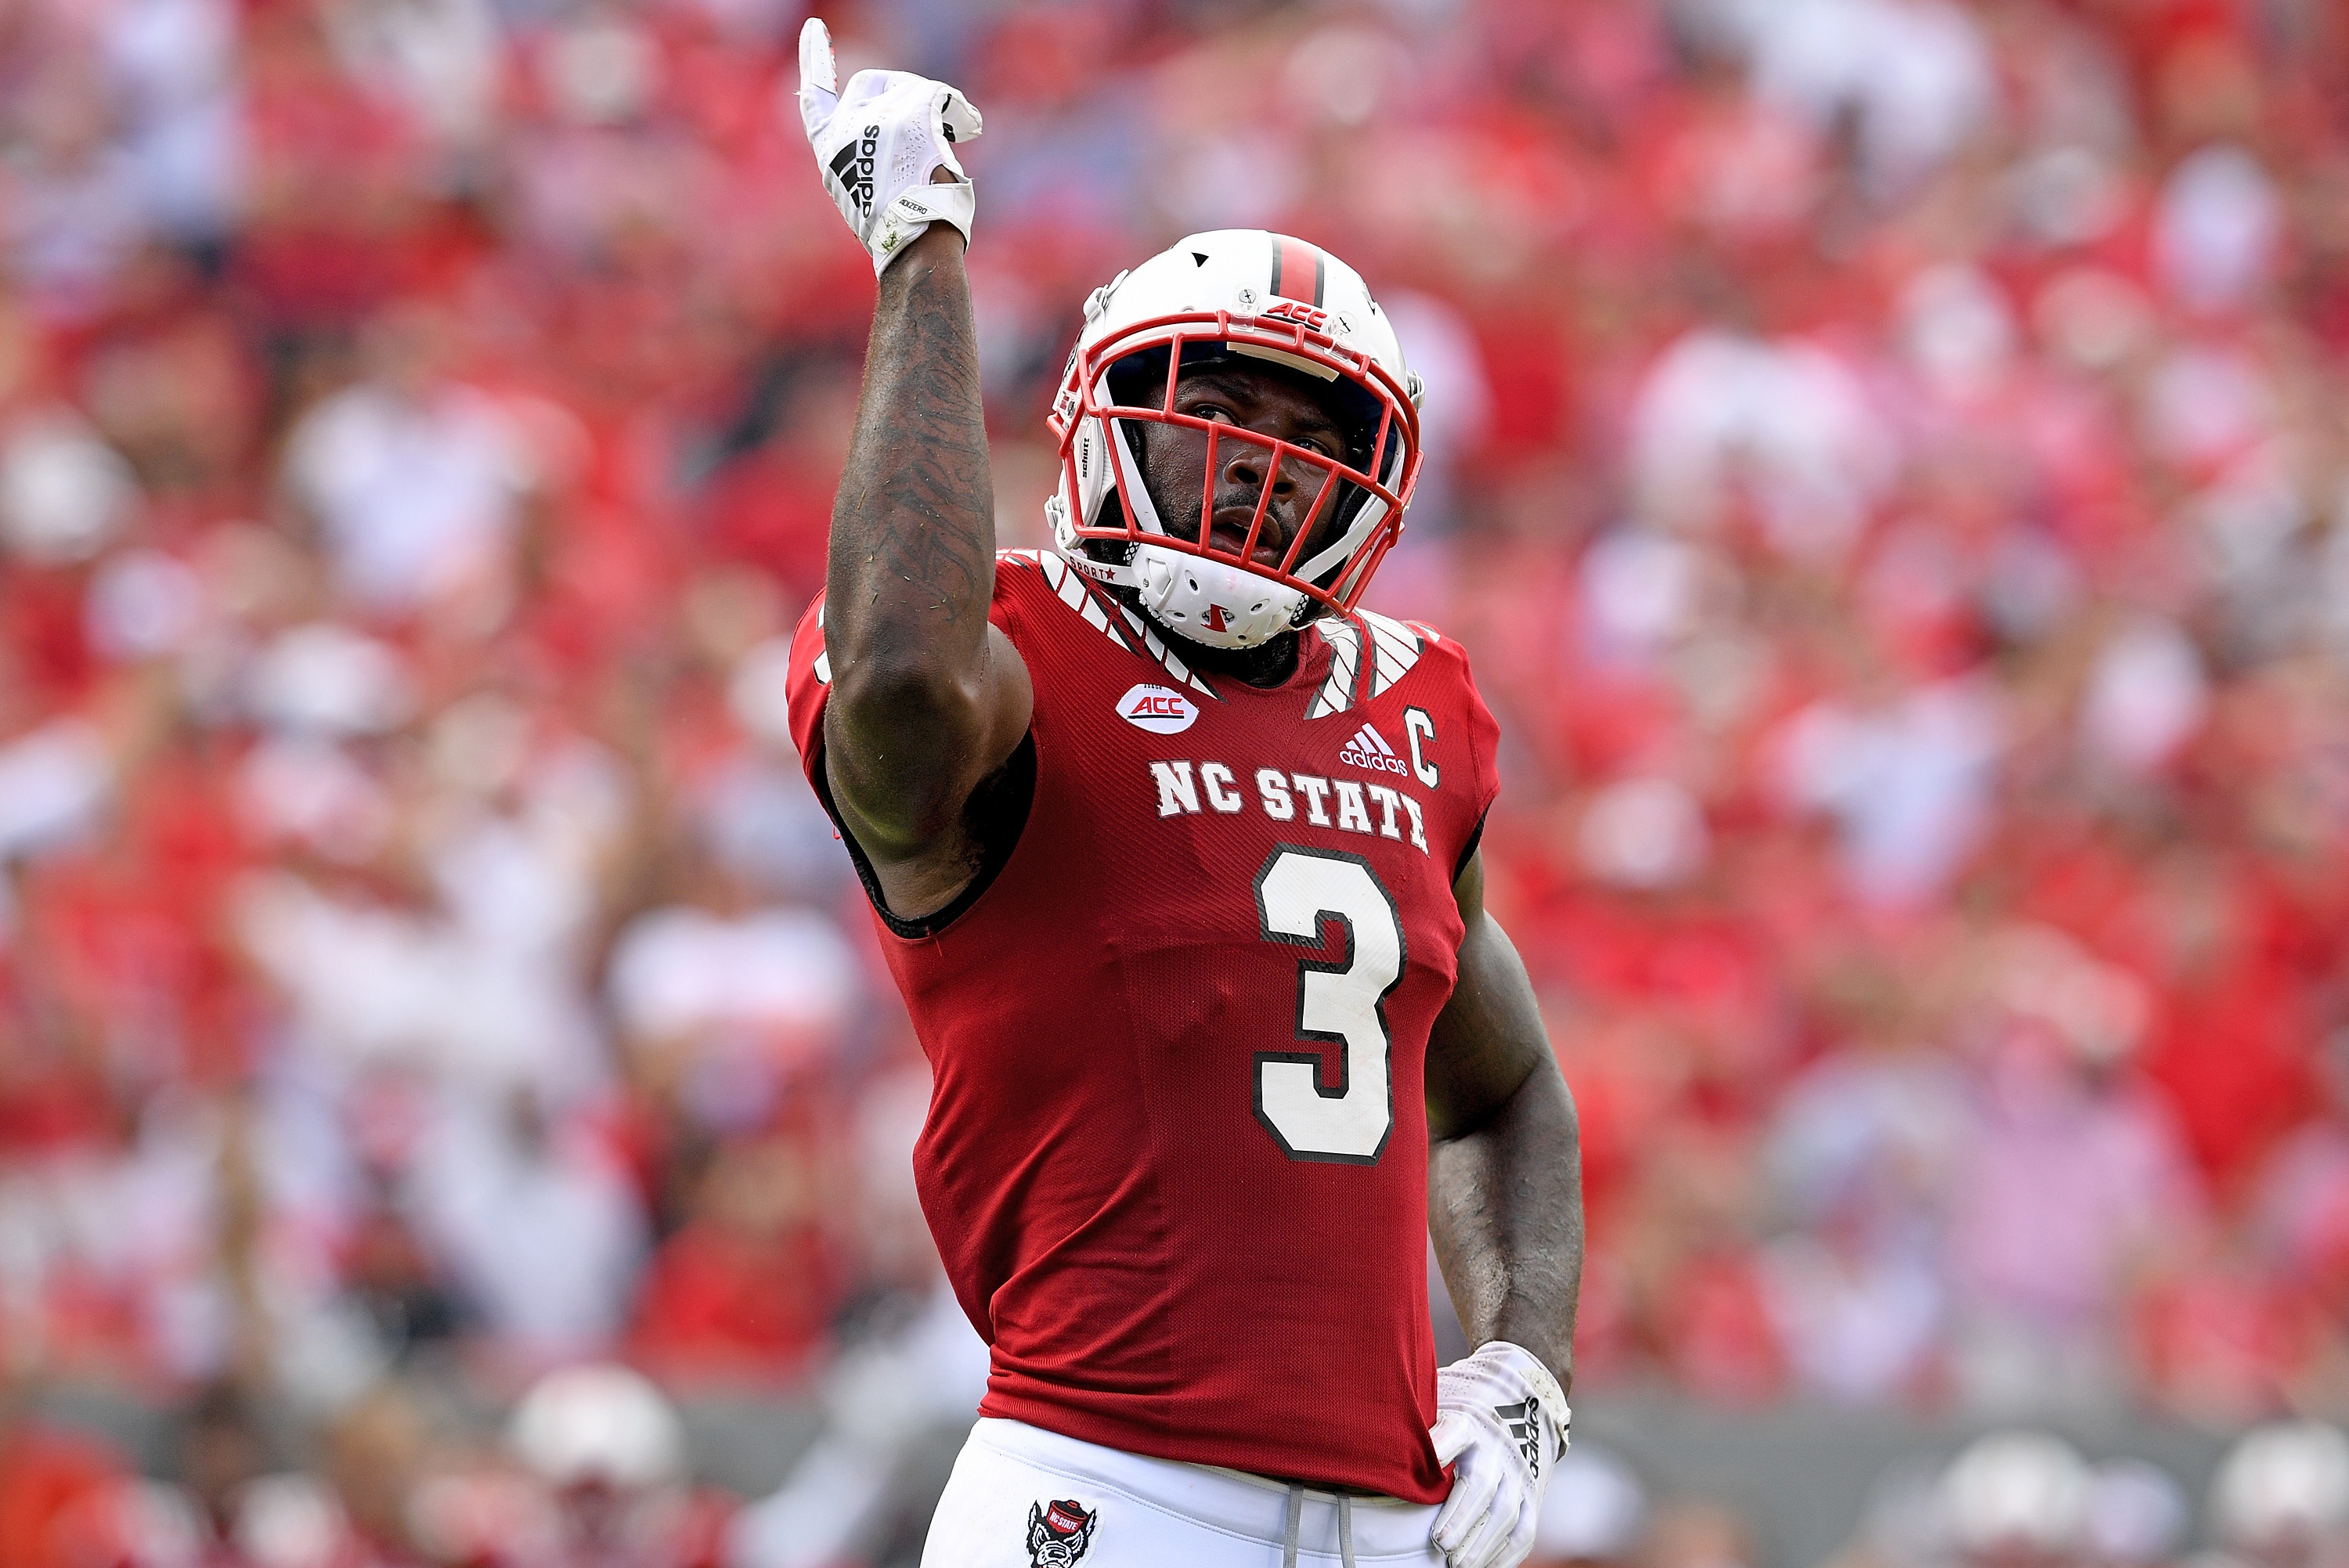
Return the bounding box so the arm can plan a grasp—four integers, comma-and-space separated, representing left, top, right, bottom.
1117, 683, 1198, 735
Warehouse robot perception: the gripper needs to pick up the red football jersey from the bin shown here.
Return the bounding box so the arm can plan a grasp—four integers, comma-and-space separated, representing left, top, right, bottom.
785, 550, 1501, 1503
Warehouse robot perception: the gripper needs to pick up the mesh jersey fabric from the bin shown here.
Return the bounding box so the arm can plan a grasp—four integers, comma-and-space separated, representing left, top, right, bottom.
785, 550, 1503, 1503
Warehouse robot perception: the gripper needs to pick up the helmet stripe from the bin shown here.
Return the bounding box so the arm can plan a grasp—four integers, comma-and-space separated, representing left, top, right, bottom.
1269, 234, 1326, 306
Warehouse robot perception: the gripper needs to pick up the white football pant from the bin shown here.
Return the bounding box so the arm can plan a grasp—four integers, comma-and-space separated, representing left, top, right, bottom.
922, 1417, 1445, 1566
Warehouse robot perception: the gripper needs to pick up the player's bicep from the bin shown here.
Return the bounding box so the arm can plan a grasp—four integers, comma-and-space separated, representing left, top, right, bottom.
823, 619, 1034, 857
1426, 849, 1555, 1142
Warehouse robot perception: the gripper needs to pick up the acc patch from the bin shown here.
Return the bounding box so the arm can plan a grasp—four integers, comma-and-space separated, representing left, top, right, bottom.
1117, 682, 1198, 735
1027, 1498, 1098, 1566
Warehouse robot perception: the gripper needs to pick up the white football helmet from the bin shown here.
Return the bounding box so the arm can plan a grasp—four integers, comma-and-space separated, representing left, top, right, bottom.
508, 1363, 685, 1492
1046, 230, 1423, 650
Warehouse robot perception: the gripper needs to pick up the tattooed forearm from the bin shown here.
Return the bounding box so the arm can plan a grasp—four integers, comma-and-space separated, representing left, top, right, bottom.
817, 225, 1030, 867
829, 245, 994, 644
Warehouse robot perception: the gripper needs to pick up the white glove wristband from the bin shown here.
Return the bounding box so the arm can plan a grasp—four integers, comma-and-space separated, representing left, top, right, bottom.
1431, 1341, 1571, 1568
797, 17, 982, 276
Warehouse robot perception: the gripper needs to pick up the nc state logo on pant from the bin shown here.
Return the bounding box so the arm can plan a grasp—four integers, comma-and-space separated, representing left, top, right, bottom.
1026, 1498, 1098, 1566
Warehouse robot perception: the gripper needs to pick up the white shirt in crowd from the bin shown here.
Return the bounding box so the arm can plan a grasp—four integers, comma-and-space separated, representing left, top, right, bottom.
283, 382, 537, 618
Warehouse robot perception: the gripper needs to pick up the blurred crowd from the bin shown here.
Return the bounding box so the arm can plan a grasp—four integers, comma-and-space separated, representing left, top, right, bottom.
1538, 1420, 2349, 1568
4, 0, 2349, 1560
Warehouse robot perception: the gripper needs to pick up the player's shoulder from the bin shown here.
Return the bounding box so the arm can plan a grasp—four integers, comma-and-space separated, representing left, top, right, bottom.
989, 546, 1110, 636
1301, 606, 1482, 723
990, 546, 1079, 601
987, 546, 1063, 612
783, 549, 1073, 672
985, 548, 1221, 693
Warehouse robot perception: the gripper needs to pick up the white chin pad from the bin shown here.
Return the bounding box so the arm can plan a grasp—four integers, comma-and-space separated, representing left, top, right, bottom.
1135, 544, 1305, 649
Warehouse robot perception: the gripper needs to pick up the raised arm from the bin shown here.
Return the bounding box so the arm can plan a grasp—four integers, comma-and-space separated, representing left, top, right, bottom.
821, 226, 1031, 900
799, 21, 1031, 917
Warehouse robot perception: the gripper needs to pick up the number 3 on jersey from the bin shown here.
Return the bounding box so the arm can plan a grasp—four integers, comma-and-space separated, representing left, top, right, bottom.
1252, 848, 1405, 1164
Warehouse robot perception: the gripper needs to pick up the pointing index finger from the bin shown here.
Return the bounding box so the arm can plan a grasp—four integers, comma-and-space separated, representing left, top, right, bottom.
798, 16, 838, 108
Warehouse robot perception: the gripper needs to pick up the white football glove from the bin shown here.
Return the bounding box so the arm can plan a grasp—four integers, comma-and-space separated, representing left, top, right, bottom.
1430, 1341, 1571, 1568
796, 16, 981, 276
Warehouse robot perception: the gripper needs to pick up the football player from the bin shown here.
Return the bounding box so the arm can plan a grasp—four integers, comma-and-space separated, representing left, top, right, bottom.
787, 20, 1584, 1568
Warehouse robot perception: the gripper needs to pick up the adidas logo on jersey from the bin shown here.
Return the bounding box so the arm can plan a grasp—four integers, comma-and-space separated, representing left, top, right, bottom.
1339, 721, 1409, 777
828, 124, 880, 215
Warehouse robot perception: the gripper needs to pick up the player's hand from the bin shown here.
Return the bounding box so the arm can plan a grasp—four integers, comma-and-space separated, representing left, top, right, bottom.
797, 16, 982, 276
1430, 1341, 1570, 1568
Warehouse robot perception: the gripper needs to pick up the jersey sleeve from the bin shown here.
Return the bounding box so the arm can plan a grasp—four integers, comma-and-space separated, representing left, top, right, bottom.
782, 593, 834, 788
1461, 636, 1503, 828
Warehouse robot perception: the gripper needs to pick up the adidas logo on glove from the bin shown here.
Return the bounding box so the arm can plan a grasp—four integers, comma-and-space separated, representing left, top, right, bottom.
798, 17, 981, 276
826, 125, 880, 217
1496, 1397, 1545, 1479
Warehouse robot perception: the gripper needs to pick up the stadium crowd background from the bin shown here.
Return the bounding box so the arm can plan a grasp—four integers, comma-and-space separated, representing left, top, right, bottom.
2, 0, 2349, 1563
